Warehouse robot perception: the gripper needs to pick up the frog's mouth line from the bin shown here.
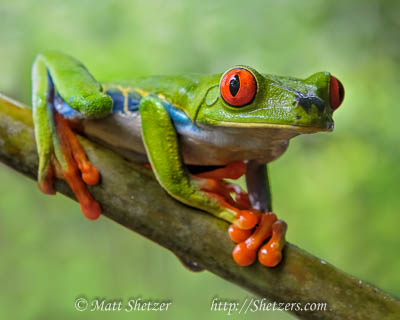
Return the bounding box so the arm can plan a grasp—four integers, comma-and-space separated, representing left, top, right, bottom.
214, 121, 334, 133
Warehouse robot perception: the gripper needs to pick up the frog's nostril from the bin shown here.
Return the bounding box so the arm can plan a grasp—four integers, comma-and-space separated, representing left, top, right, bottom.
330, 76, 344, 111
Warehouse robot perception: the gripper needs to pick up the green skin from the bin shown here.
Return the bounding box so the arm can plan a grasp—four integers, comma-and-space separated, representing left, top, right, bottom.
31, 52, 335, 225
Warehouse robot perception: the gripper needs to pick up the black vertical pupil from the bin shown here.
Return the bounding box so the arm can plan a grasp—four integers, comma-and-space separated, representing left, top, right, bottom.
229, 74, 240, 96
338, 80, 344, 103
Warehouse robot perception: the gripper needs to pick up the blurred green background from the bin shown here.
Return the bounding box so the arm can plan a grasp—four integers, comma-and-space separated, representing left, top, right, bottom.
0, 0, 399, 319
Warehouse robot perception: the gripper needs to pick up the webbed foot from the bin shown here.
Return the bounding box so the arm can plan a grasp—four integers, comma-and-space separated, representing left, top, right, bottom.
232, 214, 287, 267
194, 162, 287, 267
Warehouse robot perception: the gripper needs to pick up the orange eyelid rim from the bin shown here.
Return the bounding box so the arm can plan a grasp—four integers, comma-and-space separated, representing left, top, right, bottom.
220, 68, 257, 107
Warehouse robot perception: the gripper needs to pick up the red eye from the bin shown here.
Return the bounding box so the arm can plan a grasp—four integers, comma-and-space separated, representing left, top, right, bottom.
220, 68, 257, 107
329, 75, 345, 111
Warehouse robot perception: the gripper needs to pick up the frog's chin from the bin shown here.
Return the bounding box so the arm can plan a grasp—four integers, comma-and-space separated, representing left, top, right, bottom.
212, 121, 334, 134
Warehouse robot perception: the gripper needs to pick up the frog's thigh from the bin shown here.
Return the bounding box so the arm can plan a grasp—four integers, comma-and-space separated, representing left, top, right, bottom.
36, 52, 112, 117
139, 95, 226, 217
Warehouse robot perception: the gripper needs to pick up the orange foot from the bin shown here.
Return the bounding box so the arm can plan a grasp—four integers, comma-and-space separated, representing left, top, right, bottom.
232, 214, 287, 267
194, 162, 287, 267
42, 113, 102, 220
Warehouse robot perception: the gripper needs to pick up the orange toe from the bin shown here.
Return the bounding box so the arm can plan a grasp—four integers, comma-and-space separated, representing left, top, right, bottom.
81, 165, 100, 185
81, 200, 102, 220
258, 245, 282, 267
258, 220, 287, 267
228, 224, 252, 243
232, 213, 277, 266
232, 242, 257, 266
234, 210, 259, 230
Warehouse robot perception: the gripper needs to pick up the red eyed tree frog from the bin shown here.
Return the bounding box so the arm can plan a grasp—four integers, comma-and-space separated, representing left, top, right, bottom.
31, 52, 344, 268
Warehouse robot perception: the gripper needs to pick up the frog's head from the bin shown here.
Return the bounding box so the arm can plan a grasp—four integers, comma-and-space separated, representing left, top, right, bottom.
196, 66, 344, 133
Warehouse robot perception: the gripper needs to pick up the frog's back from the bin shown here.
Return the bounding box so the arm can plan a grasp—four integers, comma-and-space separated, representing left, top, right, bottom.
102, 73, 216, 113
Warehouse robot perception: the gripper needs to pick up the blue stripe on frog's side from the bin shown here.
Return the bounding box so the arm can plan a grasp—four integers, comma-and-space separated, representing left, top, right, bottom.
104, 88, 200, 134
162, 98, 200, 134
105, 87, 141, 113
54, 85, 199, 135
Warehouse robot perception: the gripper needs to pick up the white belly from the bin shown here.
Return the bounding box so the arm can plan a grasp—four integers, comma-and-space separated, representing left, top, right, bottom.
81, 113, 296, 165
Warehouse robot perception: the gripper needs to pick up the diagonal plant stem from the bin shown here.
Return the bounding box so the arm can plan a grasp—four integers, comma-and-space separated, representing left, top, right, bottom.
0, 93, 398, 319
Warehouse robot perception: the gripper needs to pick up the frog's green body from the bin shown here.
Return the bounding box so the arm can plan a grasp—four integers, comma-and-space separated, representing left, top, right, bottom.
31, 52, 344, 267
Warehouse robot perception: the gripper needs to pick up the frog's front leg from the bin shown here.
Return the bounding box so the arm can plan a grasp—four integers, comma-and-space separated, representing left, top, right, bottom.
139, 95, 259, 231
31, 52, 113, 219
229, 161, 287, 267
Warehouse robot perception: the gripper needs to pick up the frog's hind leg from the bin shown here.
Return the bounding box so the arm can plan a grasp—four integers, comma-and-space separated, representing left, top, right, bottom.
31, 52, 112, 220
